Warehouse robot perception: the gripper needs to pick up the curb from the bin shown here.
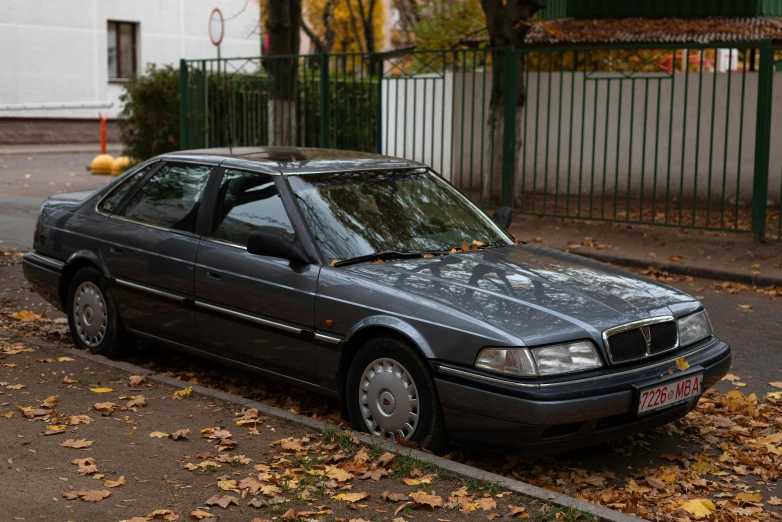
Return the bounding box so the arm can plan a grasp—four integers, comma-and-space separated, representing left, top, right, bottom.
576, 251, 782, 287
6, 331, 643, 522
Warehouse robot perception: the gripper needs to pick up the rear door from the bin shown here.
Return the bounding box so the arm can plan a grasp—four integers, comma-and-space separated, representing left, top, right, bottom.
194, 167, 320, 384
101, 160, 215, 347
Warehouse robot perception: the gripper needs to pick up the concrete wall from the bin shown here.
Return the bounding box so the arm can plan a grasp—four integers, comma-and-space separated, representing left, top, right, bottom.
383, 70, 782, 204
0, 0, 261, 135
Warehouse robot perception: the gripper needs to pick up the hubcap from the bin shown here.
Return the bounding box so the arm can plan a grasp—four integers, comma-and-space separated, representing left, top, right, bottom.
359, 358, 419, 441
73, 282, 107, 348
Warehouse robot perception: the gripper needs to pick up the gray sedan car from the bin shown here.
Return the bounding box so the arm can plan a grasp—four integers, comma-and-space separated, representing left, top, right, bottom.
23, 148, 731, 452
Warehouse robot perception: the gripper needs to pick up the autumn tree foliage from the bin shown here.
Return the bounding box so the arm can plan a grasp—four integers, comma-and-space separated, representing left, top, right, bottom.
301, 0, 386, 55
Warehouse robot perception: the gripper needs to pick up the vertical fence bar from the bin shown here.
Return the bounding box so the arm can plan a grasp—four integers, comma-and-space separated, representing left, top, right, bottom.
319, 54, 329, 148
501, 47, 518, 208
180, 59, 189, 149
719, 50, 734, 229
752, 40, 772, 243
377, 57, 384, 155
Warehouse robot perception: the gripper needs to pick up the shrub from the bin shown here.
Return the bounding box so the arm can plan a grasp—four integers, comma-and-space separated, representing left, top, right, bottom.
118, 64, 180, 161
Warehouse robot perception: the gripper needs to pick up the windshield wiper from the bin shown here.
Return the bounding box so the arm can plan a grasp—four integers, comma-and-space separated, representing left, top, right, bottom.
332, 250, 426, 267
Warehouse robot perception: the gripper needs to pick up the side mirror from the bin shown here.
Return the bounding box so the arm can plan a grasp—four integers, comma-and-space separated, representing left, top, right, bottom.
492, 207, 512, 230
247, 228, 309, 265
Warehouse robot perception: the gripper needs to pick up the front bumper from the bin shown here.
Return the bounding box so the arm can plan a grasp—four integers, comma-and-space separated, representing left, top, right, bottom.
434, 337, 731, 451
22, 252, 64, 310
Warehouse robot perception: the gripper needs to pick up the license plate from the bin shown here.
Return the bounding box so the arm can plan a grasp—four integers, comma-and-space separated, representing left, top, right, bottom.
638, 373, 703, 415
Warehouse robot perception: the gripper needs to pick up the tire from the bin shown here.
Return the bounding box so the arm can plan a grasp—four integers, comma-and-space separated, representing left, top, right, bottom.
346, 335, 448, 453
66, 266, 133, 358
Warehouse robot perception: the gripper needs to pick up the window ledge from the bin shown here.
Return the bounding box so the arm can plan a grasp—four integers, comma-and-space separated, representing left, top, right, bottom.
108, 78, 131, 84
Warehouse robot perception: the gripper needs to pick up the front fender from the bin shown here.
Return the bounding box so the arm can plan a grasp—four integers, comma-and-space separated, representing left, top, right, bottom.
345, 315, 435, 358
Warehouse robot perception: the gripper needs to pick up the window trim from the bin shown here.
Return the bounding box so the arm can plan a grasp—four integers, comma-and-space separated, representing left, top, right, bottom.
107, 20, 138, 81
204, 166, 296, 249
112, 161, 217, 236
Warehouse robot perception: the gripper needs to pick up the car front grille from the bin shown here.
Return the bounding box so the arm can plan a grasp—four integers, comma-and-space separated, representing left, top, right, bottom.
605, 320, 678, 363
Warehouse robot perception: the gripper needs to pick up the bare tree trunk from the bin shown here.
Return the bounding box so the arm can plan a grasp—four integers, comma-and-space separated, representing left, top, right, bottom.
479, 0, 544, 205
265, 0, 301, 146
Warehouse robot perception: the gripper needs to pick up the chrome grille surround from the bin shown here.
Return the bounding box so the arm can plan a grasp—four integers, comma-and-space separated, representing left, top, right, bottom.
602, 316, 679, 365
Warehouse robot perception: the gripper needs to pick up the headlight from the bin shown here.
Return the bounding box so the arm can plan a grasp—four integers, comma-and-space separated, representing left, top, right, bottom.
677, 310, 712, 347
532, 341, 603, 376
475, 341, 603, 378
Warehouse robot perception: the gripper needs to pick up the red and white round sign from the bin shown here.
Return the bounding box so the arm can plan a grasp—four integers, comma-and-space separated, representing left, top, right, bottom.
209, 8, 224, 47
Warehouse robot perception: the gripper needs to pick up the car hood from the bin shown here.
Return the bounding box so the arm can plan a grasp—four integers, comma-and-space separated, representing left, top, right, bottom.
48, 190, 95, 202
344, 244, 699, 347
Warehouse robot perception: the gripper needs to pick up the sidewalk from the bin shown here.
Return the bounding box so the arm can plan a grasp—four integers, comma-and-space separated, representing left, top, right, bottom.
0, 332, 610, 522
508, 215, 782, 286
0, 143, 122, 155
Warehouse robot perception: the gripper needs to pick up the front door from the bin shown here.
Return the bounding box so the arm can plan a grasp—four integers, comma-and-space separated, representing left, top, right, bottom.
194, 167, 320, 385
101, 161, 214, 347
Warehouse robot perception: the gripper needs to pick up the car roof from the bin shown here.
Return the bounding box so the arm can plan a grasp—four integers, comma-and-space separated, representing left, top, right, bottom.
161, 147, 426, 175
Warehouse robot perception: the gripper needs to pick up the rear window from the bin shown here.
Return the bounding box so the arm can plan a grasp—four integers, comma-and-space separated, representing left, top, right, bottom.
98, 164, 153, 214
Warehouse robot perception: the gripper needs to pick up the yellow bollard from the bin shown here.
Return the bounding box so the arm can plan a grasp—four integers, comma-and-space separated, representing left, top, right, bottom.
111, 156, 133, 176
90, 154, 115, 175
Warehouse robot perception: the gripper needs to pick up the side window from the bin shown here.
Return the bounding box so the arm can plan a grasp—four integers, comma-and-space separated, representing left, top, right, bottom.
211, 169, 294, 246
98, 164, 152, 214
121, 162, 212, 233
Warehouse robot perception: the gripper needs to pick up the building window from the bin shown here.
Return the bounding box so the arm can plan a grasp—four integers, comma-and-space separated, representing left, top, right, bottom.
107, 21, 137, 81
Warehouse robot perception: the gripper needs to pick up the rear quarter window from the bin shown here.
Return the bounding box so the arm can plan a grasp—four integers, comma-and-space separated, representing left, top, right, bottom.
97, 164, 153, 214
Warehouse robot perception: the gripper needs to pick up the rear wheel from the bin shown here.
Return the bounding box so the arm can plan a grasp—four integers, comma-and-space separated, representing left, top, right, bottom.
67, 267, 133, 358
346, 335, 448, 453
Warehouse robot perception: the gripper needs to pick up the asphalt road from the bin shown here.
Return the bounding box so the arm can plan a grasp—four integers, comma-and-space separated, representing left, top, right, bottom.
0, 151, 111, 249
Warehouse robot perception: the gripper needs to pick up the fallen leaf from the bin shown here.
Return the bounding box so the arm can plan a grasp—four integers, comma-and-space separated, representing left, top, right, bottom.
61, 438, 93, 449
149, 431, 169, 438
6, 384, 24, 390
218, 479, 238, 491
93, 402, 120, 413
675, 356, 690, 371
90, 387, 113, 393
326, 466, 354, 482
281, 509, 298, 520
62, 489, 110, 502
57, 357, 74, 362
402, 473, 434, 486
410, 491, 444, 509
769, 382, 782, 390
382, 490, 409, 502
170, 428, 190, 441
205, 494, 239, 509
104, 475, 126, 488
736, 491, 762, 503
129, 375, 147, 386
173, 386, 192, 398
477, 497, 497, 511
127, 395, 147, 408
508, 506, 527, 517
768, 497, 782, 506
11, 310, 41, 322
681, 499, 715, 518
190, 510, 215, 520
147, 509, 178, 520
332, 492, 370, 503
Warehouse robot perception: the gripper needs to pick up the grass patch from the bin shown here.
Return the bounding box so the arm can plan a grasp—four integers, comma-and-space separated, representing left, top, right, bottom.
76, 379, 90, 386
392, 453, 456, 479
527, 502, 598, 522
461, 477, 503, 495
321, 427, 359, 452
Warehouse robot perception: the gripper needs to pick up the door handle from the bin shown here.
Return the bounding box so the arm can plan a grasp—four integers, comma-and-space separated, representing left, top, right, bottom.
109, 247, 123, 255
206, 271, 222, 281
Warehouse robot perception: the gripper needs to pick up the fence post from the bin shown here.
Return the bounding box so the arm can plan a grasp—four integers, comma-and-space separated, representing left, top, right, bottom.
319, 53, 330, 148
501, 47, 518, 208
377, 57, 384, 155
179, 59, 189, 150
752, 40, 773, 243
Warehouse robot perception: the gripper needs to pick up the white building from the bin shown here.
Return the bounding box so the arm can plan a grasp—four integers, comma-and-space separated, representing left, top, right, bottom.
0, 0, 261, 144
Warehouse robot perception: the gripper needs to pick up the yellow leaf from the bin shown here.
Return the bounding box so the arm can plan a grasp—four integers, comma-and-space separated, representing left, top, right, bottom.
149, 431, 169, 438
57, 357, 74, 362
60, 438, 93, 449
681, 499, 715, 518
691, 460, 712, 474
1, 363, 17, 368
326, 466, 354, 482
191, 510, 215, 520
675, 356, 690, 371
173, 386, 192, 398
769, 382, 782, 390
332, 492, 370, 503
1, 412, 14, 419
736, 491, 762, 503
767, 391, 782, 400
401, 473, 435, 486
11, 310, 41, 322
330, 259, 340, 266
217, 479, 237, 491
90, 387, 113, 394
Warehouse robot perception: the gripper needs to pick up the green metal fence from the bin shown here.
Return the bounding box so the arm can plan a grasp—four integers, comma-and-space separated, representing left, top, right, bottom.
180, 42, 782, 241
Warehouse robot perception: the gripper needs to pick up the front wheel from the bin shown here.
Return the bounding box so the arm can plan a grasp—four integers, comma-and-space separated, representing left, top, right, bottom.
346, 335, 448, 453
67, 266, 133, 358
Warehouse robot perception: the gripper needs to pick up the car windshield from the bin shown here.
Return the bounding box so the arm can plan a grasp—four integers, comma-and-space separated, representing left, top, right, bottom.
288, 168, 513, 263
